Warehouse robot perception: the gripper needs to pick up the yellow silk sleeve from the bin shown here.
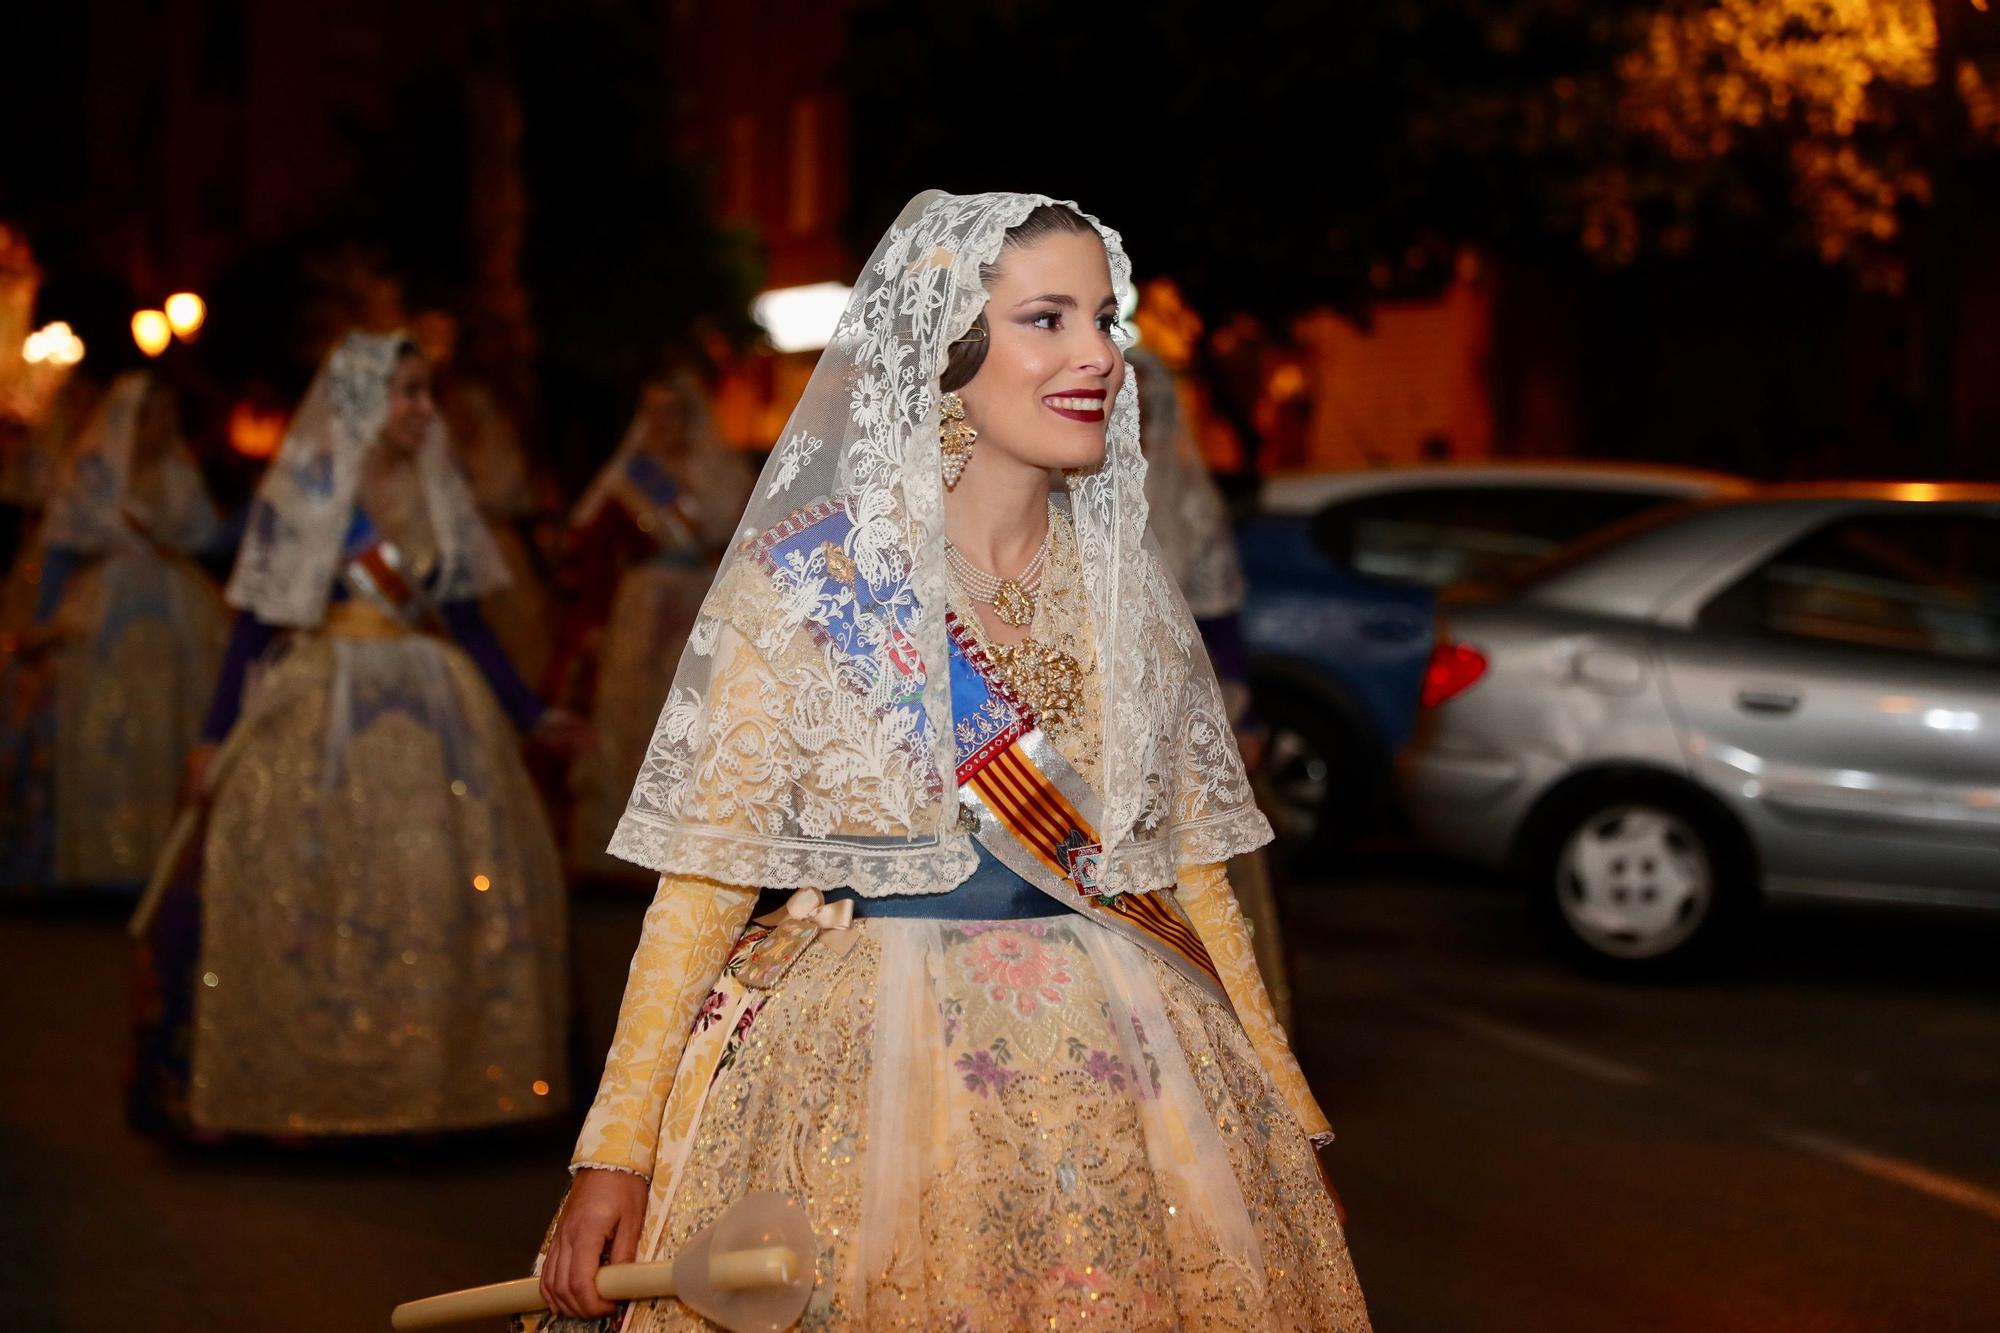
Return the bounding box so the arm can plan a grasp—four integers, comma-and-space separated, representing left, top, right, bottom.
570, 873, 758, 1178
1177, 861, 1334, 1143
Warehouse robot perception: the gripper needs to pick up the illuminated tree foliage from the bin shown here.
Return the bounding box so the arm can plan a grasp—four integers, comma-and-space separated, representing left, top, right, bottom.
1597, 0, 2000, 289
843, 0, 2000, 470
848, 1, 1997, 307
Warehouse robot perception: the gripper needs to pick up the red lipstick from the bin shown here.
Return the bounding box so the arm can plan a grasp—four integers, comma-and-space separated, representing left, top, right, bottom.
1043, 387, 1107, 423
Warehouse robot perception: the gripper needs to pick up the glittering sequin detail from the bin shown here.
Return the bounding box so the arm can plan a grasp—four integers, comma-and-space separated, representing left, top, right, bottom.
528, 915, 1368, 1332
189, 630, 569, 1135
55, 555, 226, 886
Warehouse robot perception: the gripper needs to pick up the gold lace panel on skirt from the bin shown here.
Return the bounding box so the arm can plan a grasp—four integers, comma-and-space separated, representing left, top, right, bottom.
530, 915, 1367, 1332
190, 629, 568, 1135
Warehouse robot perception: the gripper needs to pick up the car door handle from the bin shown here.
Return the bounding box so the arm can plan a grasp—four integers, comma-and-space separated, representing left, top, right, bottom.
1358, 609, 1428, 642
1736, 689, 1800, 715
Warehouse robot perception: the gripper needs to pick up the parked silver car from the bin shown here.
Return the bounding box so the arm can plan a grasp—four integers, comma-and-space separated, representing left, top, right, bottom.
1242, 461, 1746, 858
1400, 484, 2000, 973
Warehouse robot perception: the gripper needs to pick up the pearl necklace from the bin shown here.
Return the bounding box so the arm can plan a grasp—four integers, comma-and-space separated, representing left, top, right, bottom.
945, 504, 1056, 628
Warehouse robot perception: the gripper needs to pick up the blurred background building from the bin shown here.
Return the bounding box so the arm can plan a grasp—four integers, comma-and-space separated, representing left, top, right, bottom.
5, 10, 2000, 1332
7, 0, 2000, 489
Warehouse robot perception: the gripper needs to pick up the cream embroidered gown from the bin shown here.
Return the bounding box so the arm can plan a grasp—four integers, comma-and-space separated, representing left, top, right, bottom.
525, 512, 1369, 1331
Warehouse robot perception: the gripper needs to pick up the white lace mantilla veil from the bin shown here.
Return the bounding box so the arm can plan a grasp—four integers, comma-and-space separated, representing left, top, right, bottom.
569, 368, 752, 547
40, 370, 218, 556
1130, 343, 1247, 620
224, 329, 510, 628
609, 190, 1273, 897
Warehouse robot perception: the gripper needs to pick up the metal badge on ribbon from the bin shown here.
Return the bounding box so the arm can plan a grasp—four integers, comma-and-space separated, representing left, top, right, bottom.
945, 615, 1230, 1010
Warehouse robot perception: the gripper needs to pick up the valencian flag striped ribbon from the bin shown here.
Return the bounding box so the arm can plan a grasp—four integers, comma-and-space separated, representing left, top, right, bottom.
743, 498, 1228, 1006
946, 614, 1230, 1009
340, 508, 430, 622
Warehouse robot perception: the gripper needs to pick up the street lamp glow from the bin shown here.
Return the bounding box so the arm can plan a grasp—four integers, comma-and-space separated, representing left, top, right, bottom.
22, 321, 85, 367
227, 400, 287, 459
131, 310, 172, 358
752, 282, 851, 354
165, 292, 207, 339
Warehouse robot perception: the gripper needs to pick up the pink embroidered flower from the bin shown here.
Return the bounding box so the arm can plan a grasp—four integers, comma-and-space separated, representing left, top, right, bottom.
715, 995, 768, 1079
1082, 1048, 1131, 1091
692, 988, 728, 1032
962, 930, 1072, 1017
955, 1047, 1018, 1097
732, 995, 765, 1043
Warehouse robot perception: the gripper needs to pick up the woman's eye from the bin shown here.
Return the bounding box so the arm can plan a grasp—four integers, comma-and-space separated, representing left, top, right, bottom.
1097, 315, 1122, 335
1030, 310, 1062, 330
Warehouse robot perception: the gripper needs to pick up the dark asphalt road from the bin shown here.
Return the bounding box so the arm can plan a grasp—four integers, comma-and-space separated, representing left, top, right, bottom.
1290, 856, 2000, 1333
3, 856, 1995, 1331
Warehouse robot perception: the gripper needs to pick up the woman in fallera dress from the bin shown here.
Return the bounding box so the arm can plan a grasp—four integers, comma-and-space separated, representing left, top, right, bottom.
0, 371, 225, 897
129, 330, 580, 1142
549, 371, 752, 884
0, 375, 102, 879
416, 308, 560, 686
527, 192, 1369, 1331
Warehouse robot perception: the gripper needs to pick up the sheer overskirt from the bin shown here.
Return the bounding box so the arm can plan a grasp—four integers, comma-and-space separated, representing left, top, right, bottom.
528, 916, 1367, 1332
189, 627, 568, 1134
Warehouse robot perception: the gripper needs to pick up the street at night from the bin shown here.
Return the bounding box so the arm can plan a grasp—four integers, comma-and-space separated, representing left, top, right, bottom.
8, 4, 2000, 1328
6, 853, 1996, 1331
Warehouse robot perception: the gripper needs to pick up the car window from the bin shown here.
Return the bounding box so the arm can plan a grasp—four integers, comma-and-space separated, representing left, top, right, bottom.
1311, 486, 1683, 588
1698, 513, 2000, 664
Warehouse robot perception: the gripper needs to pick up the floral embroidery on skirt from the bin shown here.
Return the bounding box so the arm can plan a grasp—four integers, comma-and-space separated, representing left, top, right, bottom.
525, 916, 1367, 1332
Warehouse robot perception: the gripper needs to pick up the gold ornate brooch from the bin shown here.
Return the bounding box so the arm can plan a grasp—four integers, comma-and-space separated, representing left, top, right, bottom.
986, 639, 1085, 734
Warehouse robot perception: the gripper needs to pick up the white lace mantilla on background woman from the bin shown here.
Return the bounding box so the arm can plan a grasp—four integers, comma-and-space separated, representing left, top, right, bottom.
225, 333, 508, 628
131, 331, 568, 1140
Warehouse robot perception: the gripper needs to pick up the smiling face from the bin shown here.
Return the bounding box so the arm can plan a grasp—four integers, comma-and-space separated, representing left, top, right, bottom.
954, 228, 1125, 475
379, 349, 436, 456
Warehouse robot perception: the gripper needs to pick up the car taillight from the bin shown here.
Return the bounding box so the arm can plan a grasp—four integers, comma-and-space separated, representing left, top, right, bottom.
1421, 640, 1488, 708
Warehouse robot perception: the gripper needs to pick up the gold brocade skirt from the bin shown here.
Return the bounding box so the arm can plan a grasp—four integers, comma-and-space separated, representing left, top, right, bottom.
568, 561, 708, 881
531, 916, 1369, 1332
188, 608, 569, 1136
53, 553, 226, 889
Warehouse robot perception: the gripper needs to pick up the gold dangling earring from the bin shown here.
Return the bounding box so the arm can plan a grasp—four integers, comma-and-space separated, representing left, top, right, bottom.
939, 391, 978, 489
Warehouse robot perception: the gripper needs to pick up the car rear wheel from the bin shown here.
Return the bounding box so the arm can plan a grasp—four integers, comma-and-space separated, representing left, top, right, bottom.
1532, 786, 1750, 975
1251, 684, 1383, 866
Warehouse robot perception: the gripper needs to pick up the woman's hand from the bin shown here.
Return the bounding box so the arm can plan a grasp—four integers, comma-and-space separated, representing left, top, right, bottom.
541, 1167, 648, 1319
180, 743, 221, 807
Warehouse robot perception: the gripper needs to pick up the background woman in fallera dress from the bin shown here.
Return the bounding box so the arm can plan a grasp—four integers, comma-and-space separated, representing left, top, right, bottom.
129, 331, 583, 1142
0, 371, 225, 898
1130, 340, 1294, 1032
416, 308, 560, 687
524, 192, 1368, 1331
549, 371, 752, 886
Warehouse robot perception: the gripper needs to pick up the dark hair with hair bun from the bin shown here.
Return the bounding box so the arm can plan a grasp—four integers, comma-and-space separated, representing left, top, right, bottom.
939, 204, 1097, 393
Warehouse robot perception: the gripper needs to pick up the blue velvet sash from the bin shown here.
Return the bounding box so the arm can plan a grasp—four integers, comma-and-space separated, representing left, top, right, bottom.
749, 840, 1066, 921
